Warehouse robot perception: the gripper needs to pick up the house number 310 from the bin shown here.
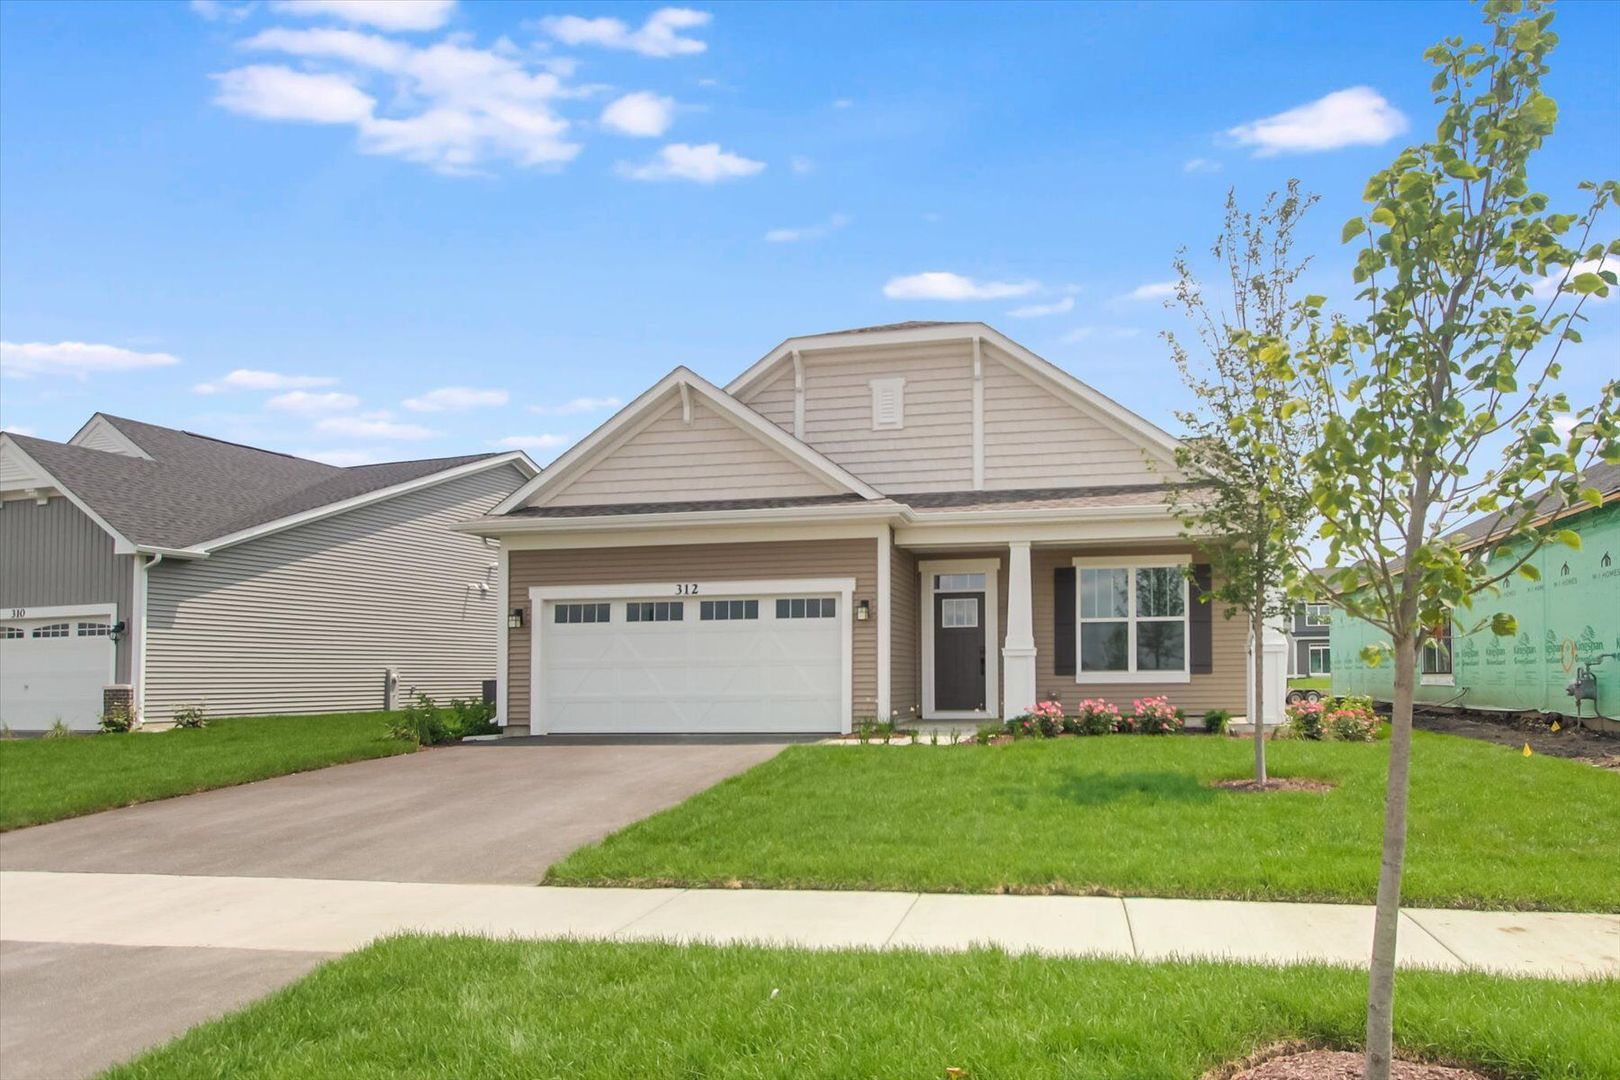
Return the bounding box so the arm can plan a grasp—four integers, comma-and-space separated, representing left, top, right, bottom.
675, 583, 699, 595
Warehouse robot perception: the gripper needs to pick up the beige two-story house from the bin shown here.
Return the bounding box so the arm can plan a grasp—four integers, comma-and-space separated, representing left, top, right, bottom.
462, 321, 1275, 736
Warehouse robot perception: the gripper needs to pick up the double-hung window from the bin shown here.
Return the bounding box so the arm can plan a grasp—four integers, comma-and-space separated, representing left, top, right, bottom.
1421, 621, 1454, 679
1304, 603, 1331, 628
1074, 558, 1189, 682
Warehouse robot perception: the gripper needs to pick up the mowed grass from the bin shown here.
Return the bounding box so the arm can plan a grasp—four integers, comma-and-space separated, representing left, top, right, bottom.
0, 712, 411, 830
103, 935, 1620, 1080
548, 733, 1620, 911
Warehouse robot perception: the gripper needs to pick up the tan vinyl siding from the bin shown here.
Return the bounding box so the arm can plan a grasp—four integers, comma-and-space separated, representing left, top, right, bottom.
543, 399, 839, 507
507, 537, 878, 730
1031, 546, 1247, 715
142, 464, 525, 724
0, 495, 135, 681
981, 347, 1162, 488
740, 340, 976, 493
889, 540, 919, 721
749, 369, 796, 433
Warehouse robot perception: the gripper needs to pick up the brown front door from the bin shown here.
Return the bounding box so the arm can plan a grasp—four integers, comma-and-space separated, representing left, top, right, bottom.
934, 592, 986, 710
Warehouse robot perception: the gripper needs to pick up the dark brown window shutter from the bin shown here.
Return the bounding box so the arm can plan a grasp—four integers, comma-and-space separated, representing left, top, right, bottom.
1053, 566, 1076, 676
1189, 563, 1214, 675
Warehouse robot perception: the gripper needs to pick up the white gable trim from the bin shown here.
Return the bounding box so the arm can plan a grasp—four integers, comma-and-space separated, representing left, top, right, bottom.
490, 367, 884, 515
193, 451, 537, 554
0, 434, 140, 554
727, 322, 1181, 468
69, 414, 153, 460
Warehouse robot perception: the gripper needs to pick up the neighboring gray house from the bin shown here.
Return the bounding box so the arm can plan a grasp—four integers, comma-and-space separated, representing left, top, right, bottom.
1288, 599, 1332, 678
0, 414, 535, 729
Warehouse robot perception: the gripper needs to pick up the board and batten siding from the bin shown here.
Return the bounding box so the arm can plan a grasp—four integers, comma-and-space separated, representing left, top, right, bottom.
142, 464, 525, 724
506, 538, 879, 733
1031, 546, 1248, 715
889, 541, 920, 721
541, 398, 840, 507
0, 495, 134, 681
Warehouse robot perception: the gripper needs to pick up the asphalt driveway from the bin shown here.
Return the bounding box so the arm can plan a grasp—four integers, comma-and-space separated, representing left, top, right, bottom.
0, 740, 784, 884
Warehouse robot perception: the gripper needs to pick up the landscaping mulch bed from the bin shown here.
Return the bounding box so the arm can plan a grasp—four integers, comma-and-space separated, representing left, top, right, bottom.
1225, 1049, 1489, 1080
1413, 705, 1619, 769
1209, 777, 1336, 794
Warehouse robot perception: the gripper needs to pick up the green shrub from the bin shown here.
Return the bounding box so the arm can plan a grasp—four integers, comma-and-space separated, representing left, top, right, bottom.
1202, 709, 1231, 735
171, 703, 208, 730
98, 707, 138, 734
444, 697, 497, 739
389, 693, 449, 746
975, 722, 1001, 745
44, 718, 75, 739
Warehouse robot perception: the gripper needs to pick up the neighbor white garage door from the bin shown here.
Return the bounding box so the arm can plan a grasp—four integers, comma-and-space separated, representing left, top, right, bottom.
0, 611, 117, 731
534, 582, 851, 735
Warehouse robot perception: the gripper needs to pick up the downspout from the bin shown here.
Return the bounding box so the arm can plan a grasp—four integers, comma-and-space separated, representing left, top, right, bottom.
132, 552, 163, 722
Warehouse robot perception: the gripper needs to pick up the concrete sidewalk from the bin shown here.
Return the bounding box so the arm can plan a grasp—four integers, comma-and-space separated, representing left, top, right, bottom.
4, 870, 1616, 979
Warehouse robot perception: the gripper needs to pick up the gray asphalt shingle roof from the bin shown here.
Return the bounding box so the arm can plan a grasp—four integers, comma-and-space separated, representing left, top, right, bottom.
9, 414, 498, 549
1446, 459, 1620, 549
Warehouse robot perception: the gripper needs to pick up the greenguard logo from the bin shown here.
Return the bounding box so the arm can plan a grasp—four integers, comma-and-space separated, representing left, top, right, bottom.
1578, 625, 1602, 659
1513, 631, 1536, 664
1544, 629, 1561, 662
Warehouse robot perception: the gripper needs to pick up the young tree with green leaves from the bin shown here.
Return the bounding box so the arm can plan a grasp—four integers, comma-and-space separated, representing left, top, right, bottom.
1274, 3, 1619, 1076
1165, 182, 1320, 784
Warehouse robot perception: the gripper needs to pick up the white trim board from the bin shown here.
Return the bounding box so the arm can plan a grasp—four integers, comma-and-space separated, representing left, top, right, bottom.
0, 603, 117, 622
919, 557, 1001, 721
491, 366, 883, 515
526, 577, 857, 736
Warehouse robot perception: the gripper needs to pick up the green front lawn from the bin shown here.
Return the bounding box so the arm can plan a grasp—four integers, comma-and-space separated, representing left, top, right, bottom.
0, 712, 412, 831
103, 935, 1619, 1080
1288, 676, 1331, 691
548, 733, 1620, 911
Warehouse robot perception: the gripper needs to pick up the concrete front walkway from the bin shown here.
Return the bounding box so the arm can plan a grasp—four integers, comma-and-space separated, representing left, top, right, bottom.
5, 870, 1616, 980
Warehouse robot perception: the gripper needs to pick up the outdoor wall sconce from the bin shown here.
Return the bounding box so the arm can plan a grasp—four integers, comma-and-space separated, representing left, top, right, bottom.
857, 600, 871, 621
508, 608, 525, 630
108, 620, 127, 643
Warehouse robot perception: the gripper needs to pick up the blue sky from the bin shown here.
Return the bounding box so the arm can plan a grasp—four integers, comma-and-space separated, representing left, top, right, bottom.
2, 0, 1616, 466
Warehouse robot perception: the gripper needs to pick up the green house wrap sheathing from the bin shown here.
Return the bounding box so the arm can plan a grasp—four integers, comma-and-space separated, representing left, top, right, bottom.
1331, 501, 1620, 718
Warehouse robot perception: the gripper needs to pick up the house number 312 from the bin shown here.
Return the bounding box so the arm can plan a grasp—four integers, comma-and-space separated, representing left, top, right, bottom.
675, 583, 699, 595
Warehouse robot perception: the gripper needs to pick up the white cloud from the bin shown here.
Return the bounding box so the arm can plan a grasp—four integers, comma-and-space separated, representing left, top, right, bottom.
529, 395, 621, 416
1122, 281, 1178, 302
540, 7, 710, 59
266, 390, 360, 412
1007, 296, 1074, 318
190, 0, 253, 23
492, 433, 571, 450
600, 91, 676, 138
220, 26, 582, 174
1183, 157, 1221, 173
194, 369, 338, 394
269, 0, 456, 32
617, 142, 763, 183
401, 386, 509, 412
297, 446, 388, 466
1, 425, 36, 436
882, 272, 1039, 301
315, 415, 437, 439
764, 213, 849, 243
1227, 86, 1408, 156
0, 341, 182, 379
1530, 257, 1615, 303
213, 65, 376, 124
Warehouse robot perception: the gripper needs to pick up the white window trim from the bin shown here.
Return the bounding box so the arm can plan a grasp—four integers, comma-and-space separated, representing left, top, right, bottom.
870, 377, 905, 431
1307, 642, 1331, 676
920, 557, 1000, 720
1071, 554, 1192, 684
1420, 672, 1456, 687
1304, 603, 1331, 628
528, 578, 856, 736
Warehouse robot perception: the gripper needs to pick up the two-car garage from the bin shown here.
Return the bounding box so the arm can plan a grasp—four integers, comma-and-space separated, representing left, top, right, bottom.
531, 579, 854, 735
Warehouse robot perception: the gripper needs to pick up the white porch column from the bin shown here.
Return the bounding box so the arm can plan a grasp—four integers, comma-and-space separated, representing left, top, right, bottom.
1002, 540, 1037, 718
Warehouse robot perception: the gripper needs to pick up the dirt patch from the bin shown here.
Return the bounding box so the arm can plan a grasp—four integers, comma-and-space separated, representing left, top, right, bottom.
1221, 1049, 1490, 1080
1414, 705, 1619, 769
1209, 777, 1336, 794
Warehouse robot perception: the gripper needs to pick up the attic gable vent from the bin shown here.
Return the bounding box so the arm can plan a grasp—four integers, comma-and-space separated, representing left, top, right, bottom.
870, 377, 905, 431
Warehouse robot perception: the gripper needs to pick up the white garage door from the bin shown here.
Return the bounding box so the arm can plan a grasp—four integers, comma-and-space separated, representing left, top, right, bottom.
537, 586, 848, 735
0, 613, 117, 731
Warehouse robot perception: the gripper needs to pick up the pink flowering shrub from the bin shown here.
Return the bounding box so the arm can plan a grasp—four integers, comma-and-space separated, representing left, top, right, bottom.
1030, 700, 1065, 738
1324, 700, 1378, 742
1283, 699, 1326, 740
1131, 696, 1185, 735
1074, 698, 1121, 736
1005, 713, 1039, 739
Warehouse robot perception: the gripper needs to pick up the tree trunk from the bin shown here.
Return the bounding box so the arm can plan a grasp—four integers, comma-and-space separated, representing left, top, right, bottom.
1252, 606, 1268, 784
1364, 633, 1417, 1080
